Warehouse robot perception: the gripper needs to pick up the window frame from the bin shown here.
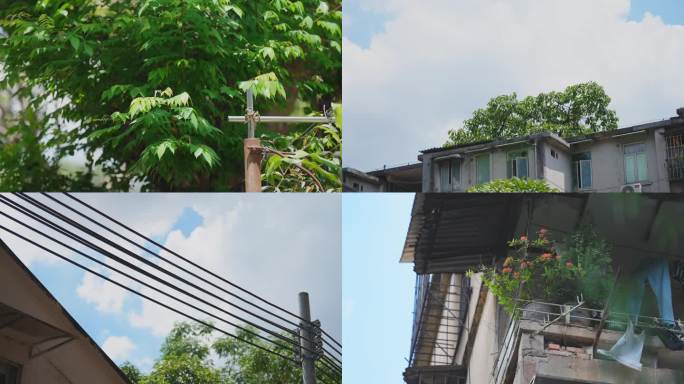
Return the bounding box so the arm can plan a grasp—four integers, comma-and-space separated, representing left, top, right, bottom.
438, 158, 462, 191
0, 358, 21, 384
623, 142, 648, 184
572, 152, 593, 191
475, 153, 491, 185
507, 150, 529, 179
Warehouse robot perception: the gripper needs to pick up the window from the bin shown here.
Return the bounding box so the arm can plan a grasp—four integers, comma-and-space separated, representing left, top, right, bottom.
507, 150, 528, 178
572, 152, 592, 190
0, 361, 19, 384
624, 143, 647, 183
439, 159, 461, 191
476, 154, 491, 184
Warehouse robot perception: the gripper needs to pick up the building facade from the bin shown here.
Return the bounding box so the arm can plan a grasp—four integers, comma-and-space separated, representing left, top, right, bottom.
347, 108, 684, 193
420, 109, 684, 193
401, 194, 684, 384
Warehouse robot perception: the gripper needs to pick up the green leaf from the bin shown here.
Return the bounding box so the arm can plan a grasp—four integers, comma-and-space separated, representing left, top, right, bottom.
300, 16, 313, 30
260, 47, 276, 61
264, 154, 283, 177
316, 1, 329, 14
156, 141, 176, 159
83, 43, 94, 57
263, 10, 279, 22
316, 20, 341, 36
225, 5, 243, 18
332, 103, 342, 128
68, 35, 80, 51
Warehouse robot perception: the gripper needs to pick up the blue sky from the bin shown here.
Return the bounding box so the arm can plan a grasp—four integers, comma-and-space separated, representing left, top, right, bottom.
342, 193, 415, 383
344, 0, 684, 170
345, 0, 684, 48
2, 194, 341, 373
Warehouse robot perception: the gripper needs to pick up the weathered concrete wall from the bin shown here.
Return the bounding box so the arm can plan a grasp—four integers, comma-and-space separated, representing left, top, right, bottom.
572, 130, 667, 192
423, 144, 536, 192
465, 291, 500, 383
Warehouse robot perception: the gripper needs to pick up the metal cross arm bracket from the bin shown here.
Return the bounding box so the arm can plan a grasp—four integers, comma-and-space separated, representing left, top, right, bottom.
228, 115, 333, 124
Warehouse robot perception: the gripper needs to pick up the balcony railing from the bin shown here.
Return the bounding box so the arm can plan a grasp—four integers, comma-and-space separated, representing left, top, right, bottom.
666, 134, 684, 181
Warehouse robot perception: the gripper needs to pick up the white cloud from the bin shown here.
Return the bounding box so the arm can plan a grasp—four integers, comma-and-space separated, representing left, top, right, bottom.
126, 195, 341, 342
344, 0, 684, 169
102, 336, 136, 361
77, 269, 129, 313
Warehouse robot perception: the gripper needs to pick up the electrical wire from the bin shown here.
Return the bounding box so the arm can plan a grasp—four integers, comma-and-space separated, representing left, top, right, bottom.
0, 222, 300, 365
3, 194, 343, 369
1, 194, 342, 373
0, 196, 314, 357
61, 192, 344, 353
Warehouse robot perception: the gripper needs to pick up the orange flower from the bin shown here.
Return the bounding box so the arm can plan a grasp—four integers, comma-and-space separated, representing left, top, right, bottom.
513, 272, 520, 278
566, 261, 574, 268
540, 252, 552, 261
520, 235, 528, 241
555, 255, 561, 261
502, 267, 512, 274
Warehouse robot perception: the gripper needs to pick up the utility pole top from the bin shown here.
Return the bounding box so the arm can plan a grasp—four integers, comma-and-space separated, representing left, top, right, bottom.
226, 90, 335, 192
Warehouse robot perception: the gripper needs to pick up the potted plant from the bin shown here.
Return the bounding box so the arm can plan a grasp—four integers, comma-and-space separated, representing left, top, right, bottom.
557, 225, 613, 324
471, 228, 581, 319
472, 226, 612, 324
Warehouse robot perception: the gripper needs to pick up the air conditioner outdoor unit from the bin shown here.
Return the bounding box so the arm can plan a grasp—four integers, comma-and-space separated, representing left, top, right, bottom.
621, 183, 643, 193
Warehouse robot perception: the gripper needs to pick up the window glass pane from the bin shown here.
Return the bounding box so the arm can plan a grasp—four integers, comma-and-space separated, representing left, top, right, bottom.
636, 153, 647, 181
476, 155, 490, 184
451, 159, 460, 184
580, 160, 592, 188
517, 157, 528, 178
624, 143, 645, 154
0, 362, 19, 384
439, 162, 450, 190
625, 155, 636, 183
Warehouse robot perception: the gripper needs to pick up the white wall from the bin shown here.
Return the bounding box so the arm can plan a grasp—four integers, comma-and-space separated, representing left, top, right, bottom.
543, 142, 572, 192
465, 290, 500, 383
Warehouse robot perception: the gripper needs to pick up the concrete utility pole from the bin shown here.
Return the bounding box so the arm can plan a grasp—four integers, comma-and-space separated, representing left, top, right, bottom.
228, 92, 334, 192
298, 292, 317, 384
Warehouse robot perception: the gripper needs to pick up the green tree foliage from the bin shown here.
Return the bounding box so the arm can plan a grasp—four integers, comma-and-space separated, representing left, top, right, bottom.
466, 177, 560, 193
261, 103, 341, 192
446, 82, 619, 146
121, 321, 340, 384
0, 0, 341, 191
0, 88, 100, 191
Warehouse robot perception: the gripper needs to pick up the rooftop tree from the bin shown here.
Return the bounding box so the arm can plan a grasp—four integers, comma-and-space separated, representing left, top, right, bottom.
446, 82, 619, 147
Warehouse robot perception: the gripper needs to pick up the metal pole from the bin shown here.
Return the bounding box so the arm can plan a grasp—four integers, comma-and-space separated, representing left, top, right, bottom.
228, 115, 334, 124
299, 292, 317, 384
246, 89, 255, 138
243, 89, 261, 192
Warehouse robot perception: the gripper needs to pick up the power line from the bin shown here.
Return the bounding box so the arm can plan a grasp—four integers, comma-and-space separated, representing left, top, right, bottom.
1, 194, 342, 375
62, 192, 343, 354
3, 194, 342, 368
0, 196, 316, 358
0, 222, 300, 365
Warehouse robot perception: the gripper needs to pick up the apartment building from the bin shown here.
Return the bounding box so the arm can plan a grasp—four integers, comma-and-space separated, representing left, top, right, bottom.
345, 108, 684, 193
421, 108, 684, 193
401, 194, 684, 384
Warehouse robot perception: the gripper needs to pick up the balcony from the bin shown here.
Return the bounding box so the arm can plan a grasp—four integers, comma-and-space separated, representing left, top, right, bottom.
493, 301, 684, 384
